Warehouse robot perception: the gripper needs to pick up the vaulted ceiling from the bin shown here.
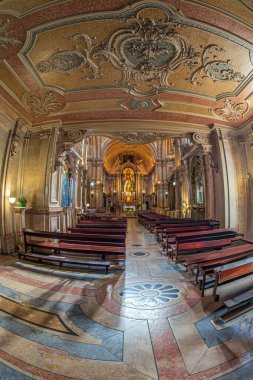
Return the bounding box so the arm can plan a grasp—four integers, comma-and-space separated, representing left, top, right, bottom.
0, 0, 253, 137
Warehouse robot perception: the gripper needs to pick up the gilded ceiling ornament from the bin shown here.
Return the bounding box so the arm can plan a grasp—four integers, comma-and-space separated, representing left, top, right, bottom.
0, 18, 21, 49
23, 91, 65, 117
114, 132, 170, 144
189, 45, 244, 86
214, 98, 246, 122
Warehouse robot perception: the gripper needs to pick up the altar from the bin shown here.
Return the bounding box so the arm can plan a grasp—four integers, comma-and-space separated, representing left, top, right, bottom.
123, 204, 135, 212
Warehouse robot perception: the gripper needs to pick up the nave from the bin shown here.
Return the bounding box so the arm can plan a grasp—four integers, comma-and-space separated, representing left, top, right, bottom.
0, 218, 253, 380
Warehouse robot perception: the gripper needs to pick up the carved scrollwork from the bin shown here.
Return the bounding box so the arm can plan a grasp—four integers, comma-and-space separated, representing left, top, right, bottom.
23, 91, 65, 118
37, 34, 100, 79
113, 131, 170, 144
0, 18, 21, 49
55, 128, 86, 170
34, 6, 245, 96
214, 98, 246, 122
192, 133, 210, 145
100, 14, 198, 90
188, 45, 244, 86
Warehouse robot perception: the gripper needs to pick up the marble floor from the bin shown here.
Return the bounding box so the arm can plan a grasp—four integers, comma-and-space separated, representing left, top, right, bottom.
1, 218, 253, 379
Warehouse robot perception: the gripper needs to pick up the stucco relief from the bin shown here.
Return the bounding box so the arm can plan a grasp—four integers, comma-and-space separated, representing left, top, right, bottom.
0, 15, 25, 59
113, 131, 170, 144
214, 98, 247, 122
34, 7, 245, 96
23, 91, 66, 118
189, 45, 244, 86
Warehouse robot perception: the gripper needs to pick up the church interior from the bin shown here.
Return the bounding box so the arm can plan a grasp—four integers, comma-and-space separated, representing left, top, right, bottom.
1, 0, 253, 379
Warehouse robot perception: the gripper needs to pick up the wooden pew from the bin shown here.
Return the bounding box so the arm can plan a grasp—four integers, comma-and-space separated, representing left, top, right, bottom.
18, 252, 112, 274
213, 261, 253, 301
171, 238, 233, 264
161, 226, 217, 252
156, 223, 215, 242
22, 240, 125, 260
23, 229, 125, 249
68, 228, 127, 236
23, 229, 126, 268
76, 222, 127, 229
181, 243, 253, 296
60, 239, 125, 247
164, 228, 238, 253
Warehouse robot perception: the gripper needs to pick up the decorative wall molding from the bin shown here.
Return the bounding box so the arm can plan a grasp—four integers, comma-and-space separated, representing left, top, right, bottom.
112, 131, 170, 144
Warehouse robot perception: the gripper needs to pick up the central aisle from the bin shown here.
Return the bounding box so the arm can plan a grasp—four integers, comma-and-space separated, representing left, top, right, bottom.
0, 218, 252, 379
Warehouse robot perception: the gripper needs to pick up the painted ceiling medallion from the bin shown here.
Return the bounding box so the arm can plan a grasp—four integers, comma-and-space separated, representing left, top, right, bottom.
23, 91, 65, 118
214, 98, 246, 122
114, 132, 170, 144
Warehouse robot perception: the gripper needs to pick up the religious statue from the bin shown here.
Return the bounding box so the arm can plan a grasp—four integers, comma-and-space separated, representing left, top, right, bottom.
122, 168, 135, 195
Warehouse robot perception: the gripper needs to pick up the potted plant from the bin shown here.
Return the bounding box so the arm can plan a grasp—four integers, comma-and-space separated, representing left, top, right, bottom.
17, 197, 27, 207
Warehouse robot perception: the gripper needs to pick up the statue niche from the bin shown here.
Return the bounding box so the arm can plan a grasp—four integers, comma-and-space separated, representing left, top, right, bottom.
122, 167, 135, 203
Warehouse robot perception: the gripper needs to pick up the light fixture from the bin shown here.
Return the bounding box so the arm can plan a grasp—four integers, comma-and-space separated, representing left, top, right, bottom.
86, 203, 90, 207
9, 197, 16, 204
172, 180, 176, 186
142, 190, 145, 194
165, 191, 168, 197
90, 181, 95, 187
113, 189, 117, 194
91, 190, 94, 196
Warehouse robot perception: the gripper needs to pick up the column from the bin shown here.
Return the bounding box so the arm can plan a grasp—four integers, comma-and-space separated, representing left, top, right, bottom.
212, 127, 237, 228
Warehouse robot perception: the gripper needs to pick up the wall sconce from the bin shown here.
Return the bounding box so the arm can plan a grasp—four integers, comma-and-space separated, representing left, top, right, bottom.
172, 180, 176, 186
142, 190, 145, 194
182, 201, 187, 208
113, 189, 117, 195
86, 203, 90, 208
165, 191, 168, 197
90, 181, 95, 187
91, 190, 94, 196
9, 197, 16, 204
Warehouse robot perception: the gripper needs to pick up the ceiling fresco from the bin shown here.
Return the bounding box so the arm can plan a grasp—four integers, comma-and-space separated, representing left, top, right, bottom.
0, 0, 253, 133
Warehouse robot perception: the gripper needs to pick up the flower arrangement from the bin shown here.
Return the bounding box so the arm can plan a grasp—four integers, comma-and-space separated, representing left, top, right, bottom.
17, 197, 28, 207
